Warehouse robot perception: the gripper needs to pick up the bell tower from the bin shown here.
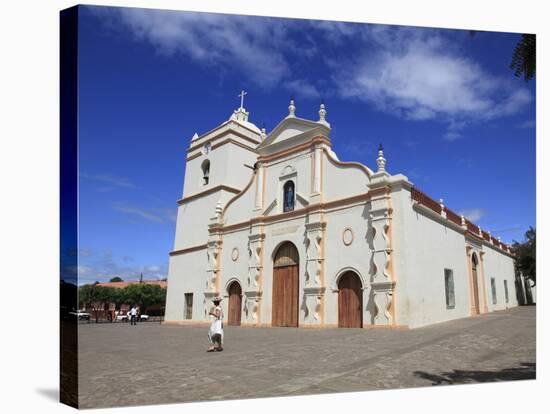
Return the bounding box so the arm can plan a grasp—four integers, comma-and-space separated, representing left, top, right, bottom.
173, 93, 262, 251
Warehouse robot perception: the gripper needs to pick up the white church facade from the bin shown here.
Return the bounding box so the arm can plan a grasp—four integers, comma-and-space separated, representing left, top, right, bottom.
164, 96, 519, 329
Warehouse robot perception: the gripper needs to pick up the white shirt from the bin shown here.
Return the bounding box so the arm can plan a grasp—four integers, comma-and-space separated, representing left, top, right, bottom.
209, 305, 224, 336
210, 318, 223, 335
130, 307, 137, 316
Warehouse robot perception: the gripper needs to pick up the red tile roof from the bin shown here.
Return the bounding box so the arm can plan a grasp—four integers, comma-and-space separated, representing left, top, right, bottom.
96, 280, 167, 289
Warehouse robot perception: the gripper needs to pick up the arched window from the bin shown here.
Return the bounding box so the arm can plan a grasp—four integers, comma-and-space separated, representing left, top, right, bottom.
283, 180, 295, 212
201, 159, 210, 185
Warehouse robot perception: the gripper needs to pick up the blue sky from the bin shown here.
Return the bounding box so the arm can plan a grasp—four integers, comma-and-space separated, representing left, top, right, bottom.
75, 5, 536, 285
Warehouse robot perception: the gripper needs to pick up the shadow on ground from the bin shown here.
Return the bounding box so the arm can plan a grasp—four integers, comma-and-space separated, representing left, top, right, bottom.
36, 388, 59, 402
414, 362, 536, 385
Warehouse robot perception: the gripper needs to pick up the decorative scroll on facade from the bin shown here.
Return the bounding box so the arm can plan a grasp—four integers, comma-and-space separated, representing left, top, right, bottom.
243, 229, 265, 324
204, 202, 223, 318
368, 171, 396, 326
205, 239, 222, 291
303, 220, 326, 324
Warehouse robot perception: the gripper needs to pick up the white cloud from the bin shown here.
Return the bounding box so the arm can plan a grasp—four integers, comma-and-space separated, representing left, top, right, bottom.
517, 119, 535, 129
113, 202, 176, 224
458, 208, 486, 222
283, 79, 321, 100
334, 28, 532, 137
443, 131, 462, 141
77, 249, 168, 284
93, 10, 532, 136
80, 172, 138, 189
112, 8, 294, 89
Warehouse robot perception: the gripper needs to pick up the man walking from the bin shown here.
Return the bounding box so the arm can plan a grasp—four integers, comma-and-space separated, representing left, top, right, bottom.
207, 297, 224, 352
130, 305, 137, 326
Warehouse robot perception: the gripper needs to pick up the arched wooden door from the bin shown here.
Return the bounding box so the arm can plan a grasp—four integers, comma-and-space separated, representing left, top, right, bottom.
338, 271, 363, 328
272, 242, 299, 327
471, 253, 480, 314
227, 281, 242, 326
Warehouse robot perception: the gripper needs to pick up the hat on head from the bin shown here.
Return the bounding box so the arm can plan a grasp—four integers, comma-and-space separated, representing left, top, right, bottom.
212, 296, 223, 302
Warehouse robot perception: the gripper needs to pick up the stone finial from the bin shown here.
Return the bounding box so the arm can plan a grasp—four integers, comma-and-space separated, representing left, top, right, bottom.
318, 101, 329, 126
478, 225, 482, 236
287, 97, 296, 118
261, 127, 266, 140
376, 144, 386, 172
192, 132, 199, 141
460, 215, 466, 226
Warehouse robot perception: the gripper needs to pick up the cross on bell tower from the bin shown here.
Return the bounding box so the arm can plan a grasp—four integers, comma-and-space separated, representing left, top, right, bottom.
232, 90, 250, 122
238, 90, 247, 110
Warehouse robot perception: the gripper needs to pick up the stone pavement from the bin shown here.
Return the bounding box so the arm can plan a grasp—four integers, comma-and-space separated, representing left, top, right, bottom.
77, 306, 536, 408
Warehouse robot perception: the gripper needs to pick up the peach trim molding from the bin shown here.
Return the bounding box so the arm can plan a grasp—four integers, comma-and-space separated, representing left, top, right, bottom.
177, 185, 241, 205
187, 126, 260, 154
169, 243, 208, 257
323, 147, 374, 177
258, 136, 330, 163
222, 169, 257, 217
216, 190, 383, 234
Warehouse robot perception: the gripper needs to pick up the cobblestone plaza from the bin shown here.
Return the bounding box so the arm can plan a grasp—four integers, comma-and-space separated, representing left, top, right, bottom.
78, 306, 535, 409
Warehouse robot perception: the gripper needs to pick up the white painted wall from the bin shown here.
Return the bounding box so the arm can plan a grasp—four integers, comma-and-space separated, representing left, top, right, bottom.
165, 249, 208, 322
396, 189, 472, 329
482, 245, 517, 311
323, 151, 371, 201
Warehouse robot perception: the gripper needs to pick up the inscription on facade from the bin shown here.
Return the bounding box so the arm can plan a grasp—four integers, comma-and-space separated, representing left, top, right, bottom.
271, 225, 299, 236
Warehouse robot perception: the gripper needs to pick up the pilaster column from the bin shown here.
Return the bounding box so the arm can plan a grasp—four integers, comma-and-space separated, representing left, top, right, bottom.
254, 164, 264, 211
313, 146, 322, 195
369, 169, 395, 326
243, 226, 265, 325
204, 203, 223, 318
465, 246, 476, 316
479, 251, 489, 313
303, 220, 326, 325
310, 145, 323, 205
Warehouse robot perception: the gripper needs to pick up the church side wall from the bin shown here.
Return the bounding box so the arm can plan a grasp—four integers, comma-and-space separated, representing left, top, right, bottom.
482, 246, 518, 311
397, 192, 471, 329
174, 190, 236, 250
165, 249, 208, 322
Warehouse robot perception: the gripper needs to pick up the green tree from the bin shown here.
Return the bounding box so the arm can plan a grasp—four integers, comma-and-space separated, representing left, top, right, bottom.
469, 32, 535, 81
79, 285, 116, 323
510, 34, 536, 81
109, 276, 123, 282
122, 284, 167, 314
512, 226, 536, 285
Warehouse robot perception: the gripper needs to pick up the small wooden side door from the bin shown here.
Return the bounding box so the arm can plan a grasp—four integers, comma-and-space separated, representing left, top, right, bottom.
228, 282, 242, 326
338, 272, 363, 328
